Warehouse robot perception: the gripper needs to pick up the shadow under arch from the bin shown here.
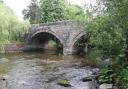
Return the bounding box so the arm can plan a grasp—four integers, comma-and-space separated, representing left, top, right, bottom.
72, 32, 87, 55
31, 29, 63, 44
27, 30, 63, 54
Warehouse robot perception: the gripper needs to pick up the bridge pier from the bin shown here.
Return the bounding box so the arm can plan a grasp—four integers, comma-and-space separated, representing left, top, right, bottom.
63, 43, 74, 55
63, 47, 73, 55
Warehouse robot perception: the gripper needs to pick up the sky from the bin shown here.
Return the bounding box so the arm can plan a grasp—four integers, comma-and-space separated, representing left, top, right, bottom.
3, 0, 86, 20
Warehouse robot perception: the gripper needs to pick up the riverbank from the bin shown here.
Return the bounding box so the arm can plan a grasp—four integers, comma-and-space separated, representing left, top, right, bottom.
0, 44, 24, 53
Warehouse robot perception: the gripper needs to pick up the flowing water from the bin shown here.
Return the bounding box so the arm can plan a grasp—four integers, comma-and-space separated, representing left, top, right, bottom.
0, 52, 101, 89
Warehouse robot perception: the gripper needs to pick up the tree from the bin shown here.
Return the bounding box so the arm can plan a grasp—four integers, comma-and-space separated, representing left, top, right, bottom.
0, 0, 3, 3
23, 0, 68, 23
85, 0, 128, 88
23, 0, 86, 23
104, 0, 128, 61
85, 0, 128, 60
39, 0, 68, 23
64, 5, 85, 20
0, 2, 30, 43
23, 0, 39, 24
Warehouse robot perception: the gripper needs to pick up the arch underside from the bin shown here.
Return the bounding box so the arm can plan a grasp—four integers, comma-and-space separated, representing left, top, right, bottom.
27, 31, 63, 53
72, 32, 87, 55
63, 31, 87, 55
31, 29, 63, 44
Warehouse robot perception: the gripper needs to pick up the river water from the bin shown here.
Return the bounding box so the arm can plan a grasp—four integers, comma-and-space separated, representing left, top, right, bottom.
0, 52, 101, 89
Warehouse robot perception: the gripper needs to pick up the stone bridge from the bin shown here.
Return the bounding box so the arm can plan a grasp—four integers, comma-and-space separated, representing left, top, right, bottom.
26, 20, 87, 55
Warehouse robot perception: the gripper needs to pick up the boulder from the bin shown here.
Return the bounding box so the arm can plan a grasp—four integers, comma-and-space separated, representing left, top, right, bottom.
99, 83, 113, 89
82, 76, 93, 82
58, 79, 71, 87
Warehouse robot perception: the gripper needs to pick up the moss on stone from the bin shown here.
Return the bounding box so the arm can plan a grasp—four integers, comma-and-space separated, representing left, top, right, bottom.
58, 79, 71, 87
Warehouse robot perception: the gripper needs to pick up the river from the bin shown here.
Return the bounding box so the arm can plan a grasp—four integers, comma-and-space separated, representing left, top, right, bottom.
0, 52, 101, 89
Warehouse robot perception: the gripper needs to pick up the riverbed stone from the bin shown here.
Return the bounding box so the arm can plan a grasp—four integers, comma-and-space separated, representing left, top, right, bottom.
92, 68, 100, 75
113, 86, 119, 89
58, 79, 71, 87
0, 75, 8, 89
0, 58, 10, 63
99, 83, 113, 89
82, 76, 92, 82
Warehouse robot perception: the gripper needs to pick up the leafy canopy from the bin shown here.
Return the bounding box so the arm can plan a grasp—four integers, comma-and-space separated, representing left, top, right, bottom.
23, 0, 86, 24
0, 2, 30, 43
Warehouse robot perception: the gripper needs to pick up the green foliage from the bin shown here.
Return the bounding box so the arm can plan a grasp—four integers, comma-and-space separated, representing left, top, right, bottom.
103, 0, 127, 59
64, 4, 85, 20
0, 44, 5, 53
87, 48, 101, 60
96, 69, 116, 84
39, 0, 67, 23
23, 0, 86, 23
23, 0, 40, 24
88, 15, 124, 59
0, 2, 30, 44
0, 0, 3, 3
55, 39, 63, 54
84, 0, 128, 88
119, 68, 128, 88
23, 0, 67, 23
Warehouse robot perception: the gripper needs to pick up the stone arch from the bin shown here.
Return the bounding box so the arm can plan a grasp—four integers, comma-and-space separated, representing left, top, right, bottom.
72, 31, 87, 54
31, 28, 63, 44
28, 28, 63, 53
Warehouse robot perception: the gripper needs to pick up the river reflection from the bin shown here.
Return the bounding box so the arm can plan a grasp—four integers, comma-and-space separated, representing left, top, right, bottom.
0, 52, 101, 89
